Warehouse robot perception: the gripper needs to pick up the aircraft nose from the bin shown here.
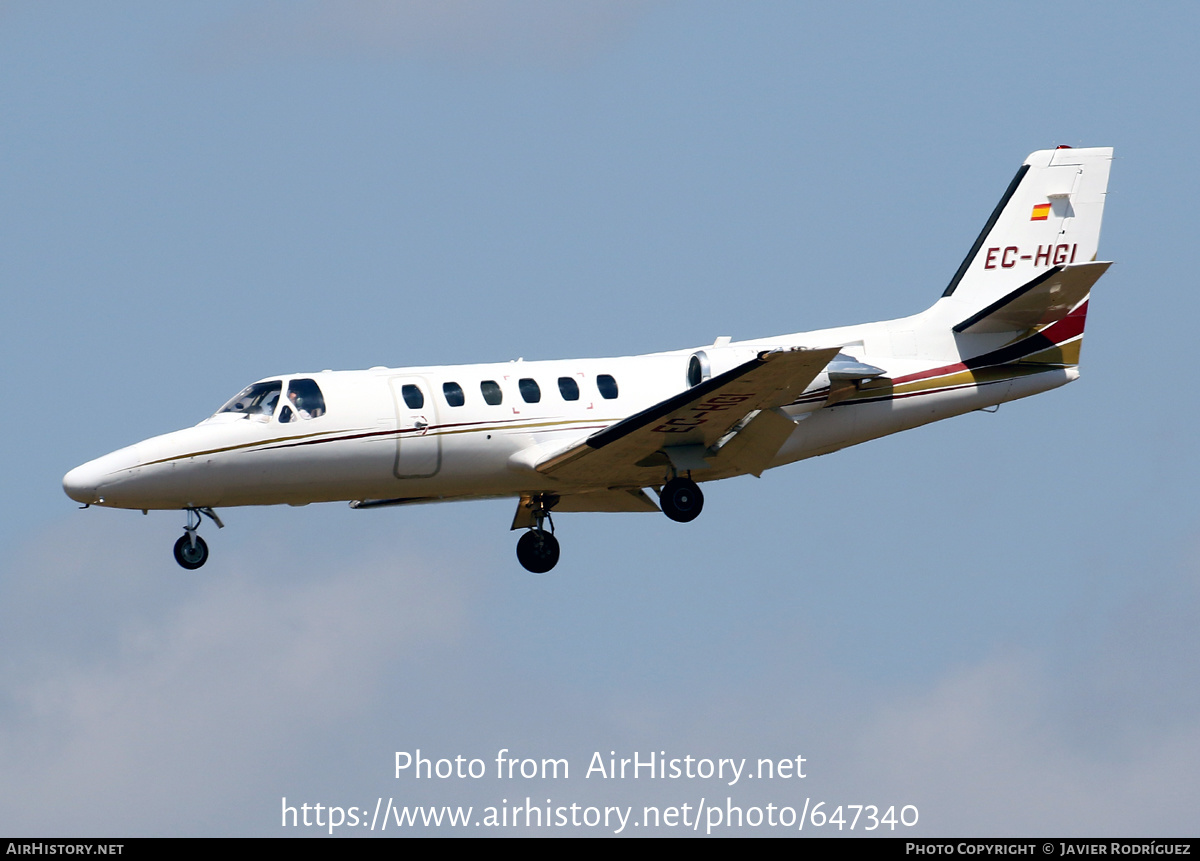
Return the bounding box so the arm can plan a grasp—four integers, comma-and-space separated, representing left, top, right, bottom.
62, 446, 139, 505
63, 461, 104, 504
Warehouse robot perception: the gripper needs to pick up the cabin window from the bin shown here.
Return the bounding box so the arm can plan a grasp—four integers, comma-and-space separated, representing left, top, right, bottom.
597, 374, 619, 399
558, 377, 580, 401
401, 384, 424, 410
518, 378, 541, 403
481, 380, 503, 406
218, 381, 282, 417
281, 378, 326, 422
443, 381, 465, 407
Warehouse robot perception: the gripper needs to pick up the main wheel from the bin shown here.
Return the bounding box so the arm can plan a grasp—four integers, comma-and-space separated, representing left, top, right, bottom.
173, 534, 209, 570
660, 477, 704, 523
516, 529, 560, 573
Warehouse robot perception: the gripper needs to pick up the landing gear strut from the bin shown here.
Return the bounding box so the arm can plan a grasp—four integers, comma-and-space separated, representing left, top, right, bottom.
515, 495, 560, 573
660, 476, 704, 523
173, 507, 223, 570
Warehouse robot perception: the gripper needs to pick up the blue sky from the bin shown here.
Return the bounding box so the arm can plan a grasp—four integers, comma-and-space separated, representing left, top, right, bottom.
2, 1, 1198, 836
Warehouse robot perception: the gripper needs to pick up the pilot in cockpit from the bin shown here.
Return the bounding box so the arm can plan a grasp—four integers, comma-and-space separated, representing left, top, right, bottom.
286, 390, 311, 421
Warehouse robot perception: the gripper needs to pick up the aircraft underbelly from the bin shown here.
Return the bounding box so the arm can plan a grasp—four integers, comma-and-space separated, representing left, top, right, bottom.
770, 368, 1071, 468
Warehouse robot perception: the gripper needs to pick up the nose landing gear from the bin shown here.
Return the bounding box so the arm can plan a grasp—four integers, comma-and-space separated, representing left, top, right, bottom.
173, 533, 209, 569
173, 507, 224, 570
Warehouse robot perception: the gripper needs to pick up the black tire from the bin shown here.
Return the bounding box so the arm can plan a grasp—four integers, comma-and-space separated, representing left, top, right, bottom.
173, 534, 209, 570
516, 529, 560, 574
661, 477, 704, 523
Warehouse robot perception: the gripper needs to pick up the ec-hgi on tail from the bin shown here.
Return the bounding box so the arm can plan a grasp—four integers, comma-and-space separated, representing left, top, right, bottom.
64, 146, 1113, 573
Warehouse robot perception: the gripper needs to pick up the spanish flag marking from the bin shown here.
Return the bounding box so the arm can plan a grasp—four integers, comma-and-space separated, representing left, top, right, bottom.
1031, 203, 1052, 221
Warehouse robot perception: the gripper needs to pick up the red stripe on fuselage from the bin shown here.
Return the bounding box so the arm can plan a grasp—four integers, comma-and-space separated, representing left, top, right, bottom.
892, 299, 1089, 386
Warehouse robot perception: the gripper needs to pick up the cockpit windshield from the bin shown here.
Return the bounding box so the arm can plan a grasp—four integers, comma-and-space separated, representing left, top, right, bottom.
279, 378, 326, 423
215, 378, 327, 422
218, 381, 282, 417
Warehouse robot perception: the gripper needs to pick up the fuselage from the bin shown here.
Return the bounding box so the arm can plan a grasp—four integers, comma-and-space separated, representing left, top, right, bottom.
61, 307, 1077, 514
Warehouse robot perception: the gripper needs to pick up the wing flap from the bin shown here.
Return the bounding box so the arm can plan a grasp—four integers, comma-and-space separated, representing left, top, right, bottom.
706, 407, 798, 477
537, 347, 839, 486
511, 489, 660, 529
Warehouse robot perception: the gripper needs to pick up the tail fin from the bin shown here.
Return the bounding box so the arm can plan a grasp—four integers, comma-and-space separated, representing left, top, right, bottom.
940, 146, 1113, 320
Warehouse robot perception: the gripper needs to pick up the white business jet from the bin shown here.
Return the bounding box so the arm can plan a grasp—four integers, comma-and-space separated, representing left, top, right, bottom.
63, 146, 1113, 573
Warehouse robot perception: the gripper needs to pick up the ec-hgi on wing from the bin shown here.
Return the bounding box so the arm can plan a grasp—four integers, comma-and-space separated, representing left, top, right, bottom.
64, 146, 1114, 573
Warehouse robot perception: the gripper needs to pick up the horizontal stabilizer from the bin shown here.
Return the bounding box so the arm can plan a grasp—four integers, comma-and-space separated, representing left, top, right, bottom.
953, 261, 1111, 335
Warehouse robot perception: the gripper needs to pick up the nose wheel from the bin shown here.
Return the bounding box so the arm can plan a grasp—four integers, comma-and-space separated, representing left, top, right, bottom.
173, 507, 223, 570
174, 533, 209, 569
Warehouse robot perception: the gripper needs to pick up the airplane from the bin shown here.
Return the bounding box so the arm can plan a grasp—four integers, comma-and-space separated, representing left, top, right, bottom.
63, 145, 1113, 574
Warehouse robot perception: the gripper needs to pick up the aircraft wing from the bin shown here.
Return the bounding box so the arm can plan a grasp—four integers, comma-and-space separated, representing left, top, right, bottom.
536, 347, 841, 486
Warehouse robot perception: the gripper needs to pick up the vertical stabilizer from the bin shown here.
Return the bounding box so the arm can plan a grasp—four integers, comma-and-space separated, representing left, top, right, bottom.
940, 147, 1112, 316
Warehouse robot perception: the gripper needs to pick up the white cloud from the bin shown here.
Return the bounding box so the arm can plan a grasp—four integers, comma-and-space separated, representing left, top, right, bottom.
853, 653, 1200, 835
3, 515, 1198, 835
0, 518, 471, 834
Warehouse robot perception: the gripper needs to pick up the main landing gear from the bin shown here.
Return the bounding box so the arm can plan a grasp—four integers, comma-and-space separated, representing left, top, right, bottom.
515, 496, 560, 574
511, 477, 706, 574
659, 476, 704, 523
516, 528, 560, 574
173, 507, 223, 570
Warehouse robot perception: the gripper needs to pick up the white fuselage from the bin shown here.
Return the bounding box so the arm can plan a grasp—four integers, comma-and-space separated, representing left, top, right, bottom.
61, 308, 1074, 513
